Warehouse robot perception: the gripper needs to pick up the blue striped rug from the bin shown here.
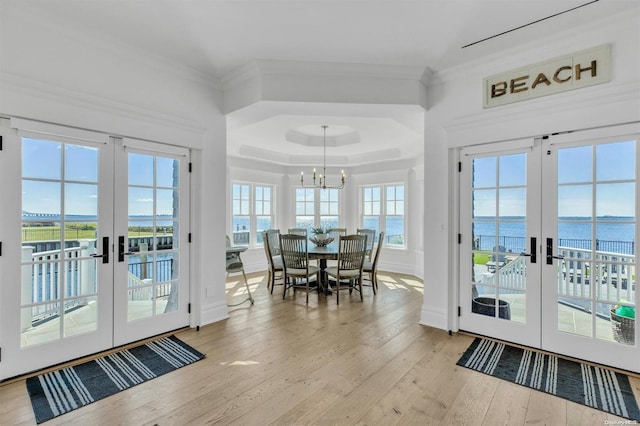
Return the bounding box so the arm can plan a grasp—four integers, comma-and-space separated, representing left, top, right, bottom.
457, 338, 640, 420
26, 335, 205, 424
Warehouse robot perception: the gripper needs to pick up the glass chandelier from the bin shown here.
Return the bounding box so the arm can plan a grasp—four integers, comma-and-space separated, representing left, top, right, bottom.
300, 125, 346, 190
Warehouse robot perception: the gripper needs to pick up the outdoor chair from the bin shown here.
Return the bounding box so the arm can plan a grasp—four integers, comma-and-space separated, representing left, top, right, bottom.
362, 231, 384, 292
356, 228, 376, 261
486, 245, 507, 273
262, 230, 284, 293
226, 235, 254, 306
280, 234, 320, 304
326, 234, 367, 305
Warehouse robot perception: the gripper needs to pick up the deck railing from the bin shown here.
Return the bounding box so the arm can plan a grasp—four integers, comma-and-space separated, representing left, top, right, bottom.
479, 245, 635, 322
23, 239, 175, 329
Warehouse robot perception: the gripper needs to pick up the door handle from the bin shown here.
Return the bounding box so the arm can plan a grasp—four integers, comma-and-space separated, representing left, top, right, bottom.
118, 236, 134, 262
546, 237, 565, 265
519, 237, 537, 263
90, 236, 109, 264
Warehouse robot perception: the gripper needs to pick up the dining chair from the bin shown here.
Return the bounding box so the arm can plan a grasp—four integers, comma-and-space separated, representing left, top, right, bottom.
326, 228, 346, 266
362, 231, 384, 292
226, 235, 254, 306
356, 228, 376, 261
279, 234, 320, 304
325, 234, 367, 305
327, 227, 346, 240
288, 228, 308, 237
265, 228, 281, 256
262, 230, 284, 293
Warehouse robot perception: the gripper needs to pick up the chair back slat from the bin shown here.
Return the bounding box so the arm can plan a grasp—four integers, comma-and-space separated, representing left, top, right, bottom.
288, 228, 308, 237
265, 229, 281, 255
337, 235, 367, 271
280, 234, 309, 270
328, 228, 347, 240
357, 228, 375, 260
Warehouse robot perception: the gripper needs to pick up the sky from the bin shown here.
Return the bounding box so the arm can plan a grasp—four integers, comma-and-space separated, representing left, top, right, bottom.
22, 138, 179, 217
472, 140, 636, 218
21, 137, 637, 219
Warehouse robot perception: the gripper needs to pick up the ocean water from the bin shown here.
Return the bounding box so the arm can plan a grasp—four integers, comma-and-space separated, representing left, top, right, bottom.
474, 216, 635, 254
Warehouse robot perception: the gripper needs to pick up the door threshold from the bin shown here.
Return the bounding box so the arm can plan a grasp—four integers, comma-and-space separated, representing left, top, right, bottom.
0, 326, 190, 386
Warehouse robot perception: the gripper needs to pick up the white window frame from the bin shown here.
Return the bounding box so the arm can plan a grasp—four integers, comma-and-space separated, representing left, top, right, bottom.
294, 187, 342, 231
231, 181, 275, 246
360, 183, 406, 248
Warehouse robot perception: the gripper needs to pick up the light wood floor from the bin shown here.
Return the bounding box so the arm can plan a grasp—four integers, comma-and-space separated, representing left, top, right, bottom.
1, 271, 638, 425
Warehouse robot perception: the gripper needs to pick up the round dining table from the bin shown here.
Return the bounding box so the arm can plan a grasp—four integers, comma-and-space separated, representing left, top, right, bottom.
307, 243, 338, 295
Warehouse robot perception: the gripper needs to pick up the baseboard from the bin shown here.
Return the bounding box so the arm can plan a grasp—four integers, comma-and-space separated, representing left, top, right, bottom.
199, 301, 230, 326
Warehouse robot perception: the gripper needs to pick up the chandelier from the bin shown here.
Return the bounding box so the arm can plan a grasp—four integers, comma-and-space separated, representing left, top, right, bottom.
300, 125, 346, 190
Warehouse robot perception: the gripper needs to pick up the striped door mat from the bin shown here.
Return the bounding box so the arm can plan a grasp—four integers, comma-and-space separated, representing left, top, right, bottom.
26, 335, 205, 424
457, 338, 640, 420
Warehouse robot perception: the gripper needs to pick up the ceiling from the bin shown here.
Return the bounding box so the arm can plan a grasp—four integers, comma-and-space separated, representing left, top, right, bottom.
15, 0, 638, 167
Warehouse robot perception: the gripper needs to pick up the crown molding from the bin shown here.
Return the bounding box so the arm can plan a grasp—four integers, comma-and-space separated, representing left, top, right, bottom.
285, 129, 360, 147
255, 59, 427, 80
234, 143, 404, 167
222, 59, 427, 94
1, 72, 208, 144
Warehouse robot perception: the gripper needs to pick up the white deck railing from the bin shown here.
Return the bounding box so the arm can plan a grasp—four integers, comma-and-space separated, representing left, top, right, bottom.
480, 247, 636, 306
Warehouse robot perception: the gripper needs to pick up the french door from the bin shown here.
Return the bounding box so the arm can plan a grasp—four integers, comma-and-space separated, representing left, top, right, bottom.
113, 139, 190, 346
459, 140, 542, 347
0, 128, 190, 380
460, 125, 639, 373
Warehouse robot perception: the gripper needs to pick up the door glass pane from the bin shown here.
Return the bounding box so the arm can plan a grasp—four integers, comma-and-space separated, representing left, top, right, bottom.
471, 154, 528, 323
555, 142, 635, 346
21, 138, 100, 347
127, 153, 182, 322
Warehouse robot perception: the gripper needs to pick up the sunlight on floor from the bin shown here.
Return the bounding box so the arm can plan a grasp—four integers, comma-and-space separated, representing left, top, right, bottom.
377, 274, 424, 293
220, 360, 261, 366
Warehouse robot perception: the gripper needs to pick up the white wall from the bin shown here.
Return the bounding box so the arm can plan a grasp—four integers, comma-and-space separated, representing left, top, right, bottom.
227, 155, 425, 278
420, 9, 640, 330
0, 3, 230, 331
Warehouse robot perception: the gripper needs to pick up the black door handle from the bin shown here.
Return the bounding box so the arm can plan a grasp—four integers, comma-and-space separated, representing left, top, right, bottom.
118, 236, 127, 262
546, 237, 565, 265
91, 236, 109, 263
519, 237, 537, 263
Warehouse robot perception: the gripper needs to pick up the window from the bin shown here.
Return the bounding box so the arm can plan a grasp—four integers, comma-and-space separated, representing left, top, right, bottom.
232, 183, 274, 245
361, 184, 405, 247
319, 189, 339, 230
295, 188, 341, 232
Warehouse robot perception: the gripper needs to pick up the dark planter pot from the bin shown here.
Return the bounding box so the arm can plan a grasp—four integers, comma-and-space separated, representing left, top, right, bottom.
472, 297, 511, 320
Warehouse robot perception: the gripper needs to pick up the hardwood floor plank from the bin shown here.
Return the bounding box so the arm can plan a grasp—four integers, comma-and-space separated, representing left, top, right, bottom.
1, 271, 636, 426
524, 390, 567, 425
481, 381, 530, 426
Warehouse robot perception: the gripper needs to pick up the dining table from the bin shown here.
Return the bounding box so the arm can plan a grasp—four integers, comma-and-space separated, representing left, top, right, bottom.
307, 242, 339, 295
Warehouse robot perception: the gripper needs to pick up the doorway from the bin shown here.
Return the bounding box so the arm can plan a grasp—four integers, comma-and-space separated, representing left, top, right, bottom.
0, 129, 191, 379
459, 125, 638, 372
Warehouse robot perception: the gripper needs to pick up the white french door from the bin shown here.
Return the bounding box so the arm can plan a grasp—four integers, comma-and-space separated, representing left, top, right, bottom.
113, 139, 191, 346
0, 128, 190, 380
460, 125, 639, 373
541, 128, 638, 372
459, 140, 542, 347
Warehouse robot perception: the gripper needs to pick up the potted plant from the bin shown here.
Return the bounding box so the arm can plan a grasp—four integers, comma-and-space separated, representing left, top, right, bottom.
310, 225, 333, 247
311, 226, 328, 239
